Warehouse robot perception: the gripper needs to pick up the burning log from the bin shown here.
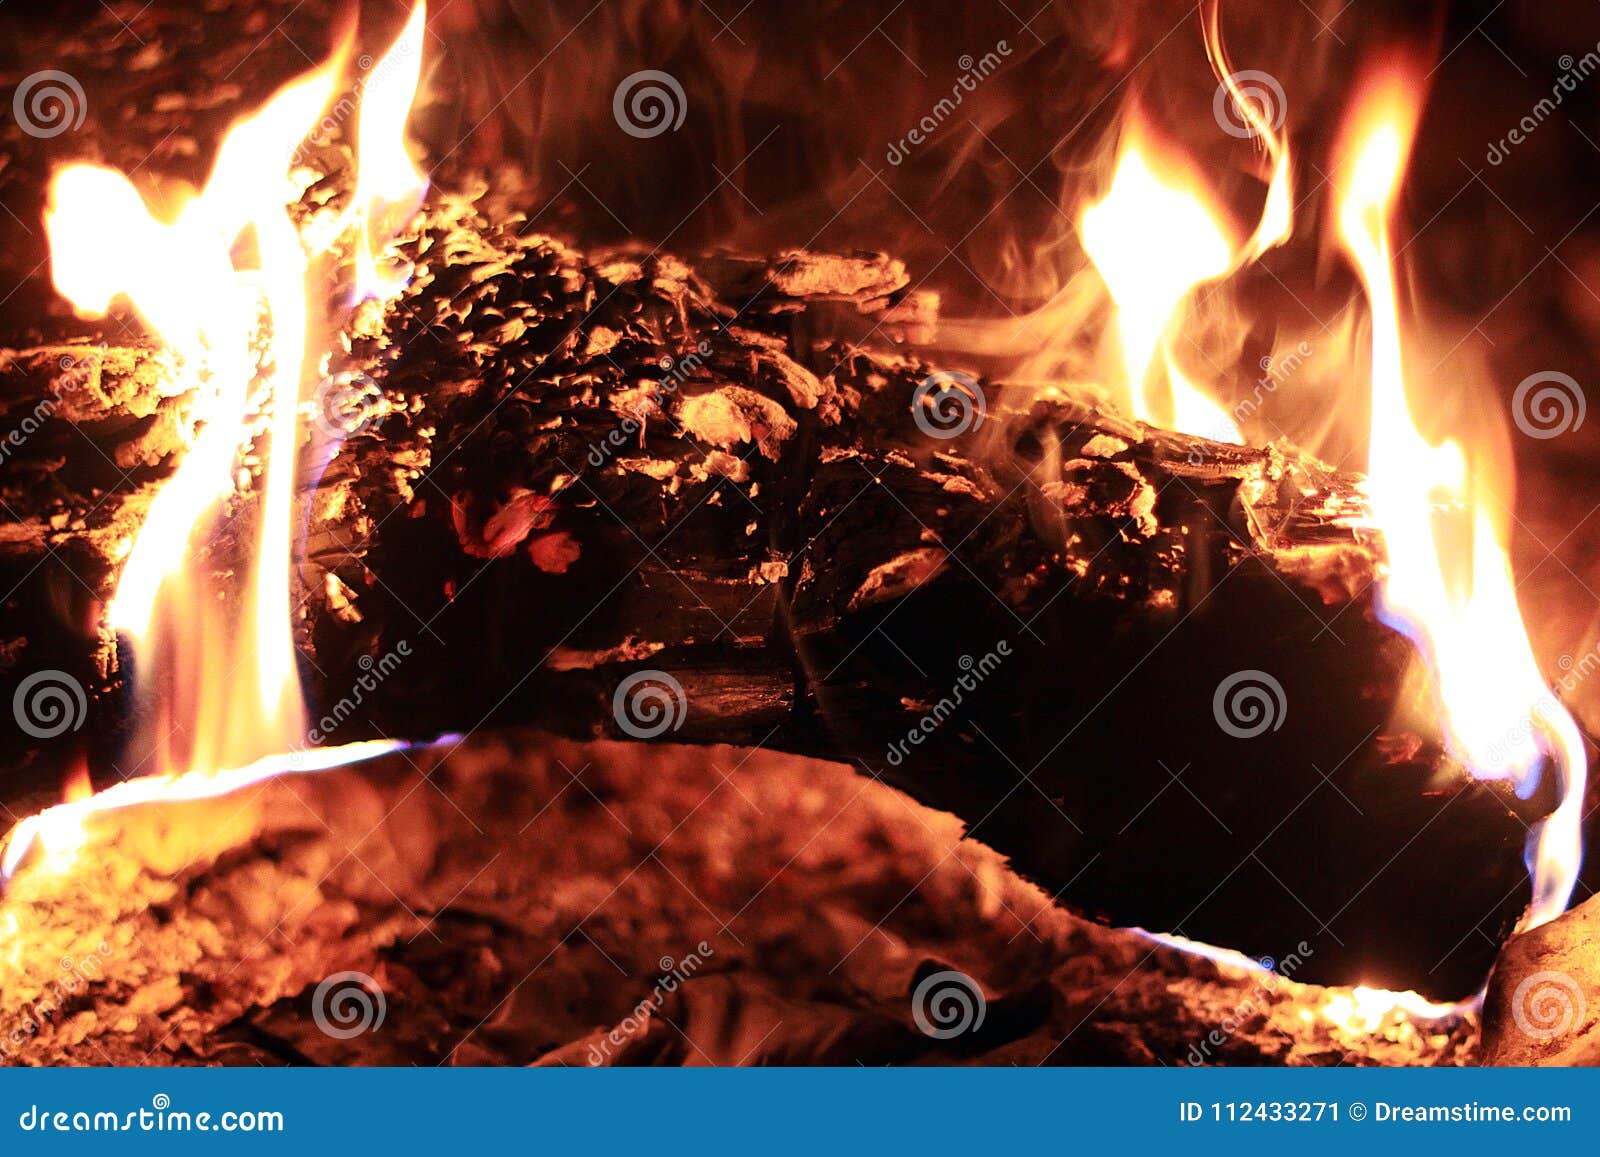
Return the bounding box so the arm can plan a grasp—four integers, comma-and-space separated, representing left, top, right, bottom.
0, 195, 1553, 999
0, 730, 1474, 1066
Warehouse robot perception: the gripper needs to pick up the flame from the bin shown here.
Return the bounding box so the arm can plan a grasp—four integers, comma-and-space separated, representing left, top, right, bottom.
1200, 0, 1292, 260
1, 742, 404, 881
49, 62, 344, 774
16, 5, 430, 880
1080, 126, 1241, 438
62, 763, 92, 805
1319, 986, 1460, 1036
351, 1, 429, 300
1334, 66, 1586, 927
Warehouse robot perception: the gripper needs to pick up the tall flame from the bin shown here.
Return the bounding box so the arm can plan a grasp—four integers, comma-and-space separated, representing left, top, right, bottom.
1334, 67, 1585, 927
17, 5, 429, 877
48, 62, 345, 774
351, 1, 429, 300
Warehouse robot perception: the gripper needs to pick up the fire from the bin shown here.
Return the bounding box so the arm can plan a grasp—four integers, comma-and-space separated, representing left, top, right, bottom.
8, 5, 430, 878
1333, 66, 1586, 927
1, 741, 403, 881
1071, 4, 1294, 443
1200, 0, 1292, 260
1079, 125, 1241, 439
351, 1, 430, 300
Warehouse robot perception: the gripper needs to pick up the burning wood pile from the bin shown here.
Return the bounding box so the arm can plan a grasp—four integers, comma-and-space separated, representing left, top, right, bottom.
0, 0, 1596, 1067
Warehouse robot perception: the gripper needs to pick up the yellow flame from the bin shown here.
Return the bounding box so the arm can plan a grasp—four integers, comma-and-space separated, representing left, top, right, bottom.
0, 741, 403, 880
1334, 67, 1585, 927
351, 1, 429, 301
1079, 131, 1240, 438
1320, 985, 1460, 1035
49, 62, 345, 773
35, 6, 428, 817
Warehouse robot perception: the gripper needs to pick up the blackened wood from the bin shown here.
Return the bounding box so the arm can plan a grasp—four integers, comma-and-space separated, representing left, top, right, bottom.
0, 198, 1554, 998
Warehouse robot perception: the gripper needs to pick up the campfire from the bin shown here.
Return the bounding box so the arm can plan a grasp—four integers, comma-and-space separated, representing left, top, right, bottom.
0, 0, 1595, 1068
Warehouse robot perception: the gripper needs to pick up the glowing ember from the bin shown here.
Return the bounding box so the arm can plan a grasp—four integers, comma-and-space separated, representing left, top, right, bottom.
1333, 65, 1586, 927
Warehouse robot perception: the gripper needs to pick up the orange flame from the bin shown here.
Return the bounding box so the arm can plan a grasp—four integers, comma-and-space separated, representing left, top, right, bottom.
1078, 94, 1295, 444
1200, 0, 1292, 260
351, 1, 429, 301
1333, 65, 1585, 927
48, 61, 343, 774
13, 5, 430, 879
1080, 122, 1241, 439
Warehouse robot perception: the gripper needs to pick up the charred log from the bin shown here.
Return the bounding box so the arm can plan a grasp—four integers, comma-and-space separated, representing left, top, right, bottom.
0, 199, 1560, 1000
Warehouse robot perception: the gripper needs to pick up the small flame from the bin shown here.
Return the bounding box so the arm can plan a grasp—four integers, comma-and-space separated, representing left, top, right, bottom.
62, 763, 93, 805
1200, 0, 1292, 260
1, 742, 403, 881
1080, 125, 1240, 438
1320, 985, 1461, 1036
1333, 65, 1586, 927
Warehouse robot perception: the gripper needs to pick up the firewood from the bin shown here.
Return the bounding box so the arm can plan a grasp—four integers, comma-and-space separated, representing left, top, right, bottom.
1481, 893, 1600, 1065
0, 730, 1475, 1066
0, 189, 1554, 1000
